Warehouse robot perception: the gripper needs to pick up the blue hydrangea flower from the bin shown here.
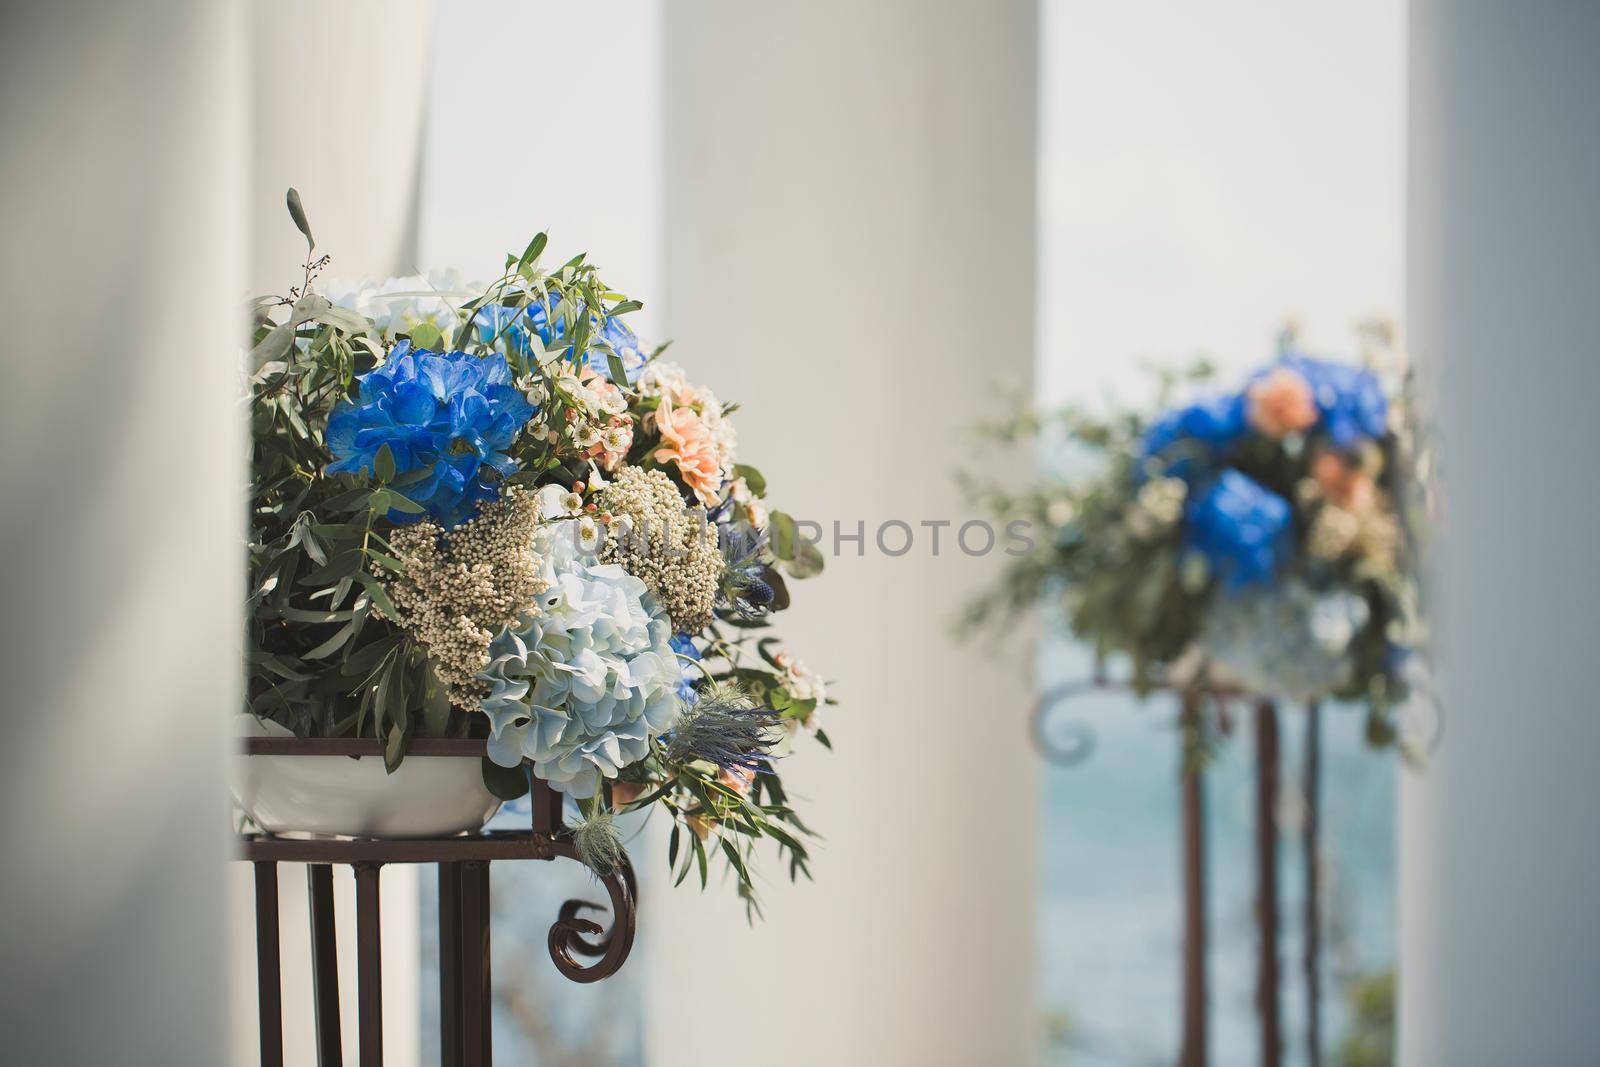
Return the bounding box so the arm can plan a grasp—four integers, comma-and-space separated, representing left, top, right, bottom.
1139, 393, 1248, 479
325, 343, 535, 527
477, 524, 683, 798
1271, 354, 1388, 448
669, 633, 702, 706
472, 294, 645, 384
1185, 469, 1292, 587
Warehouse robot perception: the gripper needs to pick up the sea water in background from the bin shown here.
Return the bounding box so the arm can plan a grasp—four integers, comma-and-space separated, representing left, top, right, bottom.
1037, 640, 1397, 1067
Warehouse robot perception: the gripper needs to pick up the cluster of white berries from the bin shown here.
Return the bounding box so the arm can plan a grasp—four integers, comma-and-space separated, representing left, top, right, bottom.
378, 486, 546, 708
596, 466, 724, 633
1306, 502, 1398, 571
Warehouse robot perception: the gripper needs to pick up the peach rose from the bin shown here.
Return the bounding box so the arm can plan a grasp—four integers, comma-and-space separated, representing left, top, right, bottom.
1247, 369, 1319, 437
718, 765, 755, 796
655, 397, 724, 506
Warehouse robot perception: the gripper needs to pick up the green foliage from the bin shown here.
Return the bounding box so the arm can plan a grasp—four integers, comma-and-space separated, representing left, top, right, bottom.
1337, 969, 1395, 1067
960, 354, 1420, 724
245, 197, 422, 746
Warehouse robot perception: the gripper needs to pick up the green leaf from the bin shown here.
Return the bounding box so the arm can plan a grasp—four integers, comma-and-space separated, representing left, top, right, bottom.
420, 675, 452, 736
667, 822, 681, 871
296, 549, 362, 587
356, 573, 399, 620
608, 299, 642, 316
314, 304, 370, 335
363, 549, 405, 574
732, 464, 767, 497
768, 510, 798, 561
783, 538, 825, 579
409, 322, 444, 351
286, 188, 314, 251
369, 489, 424, 516
607, 352, 629, 386
374, 443, 396, 484
341, 634, 402, 677
720, 837, 752, 886
518, 232, 548, 268
251, 324, 294, 366
482, 758, 531, 800
384, 724, 408, 772
302, 620, 356, 660
373, 654, 397, 737
384, 491, 425, 514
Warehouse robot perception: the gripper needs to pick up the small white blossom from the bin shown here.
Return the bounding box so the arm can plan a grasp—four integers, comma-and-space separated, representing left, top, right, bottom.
576, 516, 603, 553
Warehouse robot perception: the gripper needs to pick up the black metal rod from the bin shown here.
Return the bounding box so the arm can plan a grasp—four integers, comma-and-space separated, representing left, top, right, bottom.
354, 864, 383, 1067
460, 862, 489, 1065
241, 832, 552, 865
307, 864, 343, 1067
241, 737, 486, 757
1255, 699, 1282, 1067
253, 862, 283, 1067
1179, 690, 1208, 1067
439, 863, 463, 1067
1304, 701, 1323, 1067
475, 862, 493, 1060
531, 777, 563, 837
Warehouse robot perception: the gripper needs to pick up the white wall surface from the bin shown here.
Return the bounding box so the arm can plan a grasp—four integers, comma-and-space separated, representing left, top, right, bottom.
653, 3, 1039, 1064
0, 2, 244, 1063
233, 4, 437, 1064
1402, 3, 1600, 1064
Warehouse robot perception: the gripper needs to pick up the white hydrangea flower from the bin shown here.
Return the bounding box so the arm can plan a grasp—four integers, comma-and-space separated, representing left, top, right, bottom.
478, 521, 683, 798
324, 270, 470, 341
1199, 580, 1369, 701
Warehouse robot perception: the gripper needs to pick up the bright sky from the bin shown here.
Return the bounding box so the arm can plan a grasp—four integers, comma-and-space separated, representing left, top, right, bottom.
1037, 0, 1404, 406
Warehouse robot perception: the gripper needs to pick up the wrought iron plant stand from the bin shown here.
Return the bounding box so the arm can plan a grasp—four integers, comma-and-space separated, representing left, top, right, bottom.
238, 738, 636, 1067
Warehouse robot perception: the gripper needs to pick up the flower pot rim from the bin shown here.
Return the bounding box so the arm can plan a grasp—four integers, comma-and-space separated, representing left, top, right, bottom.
239, 737, 486, 758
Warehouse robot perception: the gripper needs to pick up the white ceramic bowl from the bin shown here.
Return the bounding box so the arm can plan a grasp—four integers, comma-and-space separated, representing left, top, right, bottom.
232, 719, 502, 838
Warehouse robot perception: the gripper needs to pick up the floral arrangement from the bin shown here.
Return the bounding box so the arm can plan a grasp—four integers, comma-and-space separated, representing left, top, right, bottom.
965, 325, 1422, 744
246, 191, 831, 908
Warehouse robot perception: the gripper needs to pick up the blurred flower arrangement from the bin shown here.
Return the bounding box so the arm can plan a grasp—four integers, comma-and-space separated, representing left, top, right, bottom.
246, 191, 832, 909
964, 323, 1423, 745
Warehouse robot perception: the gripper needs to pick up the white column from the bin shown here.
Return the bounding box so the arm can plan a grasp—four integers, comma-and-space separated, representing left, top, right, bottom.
0, 2, 244, 1064
1402, 3, 1600, 1064
655, 4, 1038, 1064
233, 5, 434, 1064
